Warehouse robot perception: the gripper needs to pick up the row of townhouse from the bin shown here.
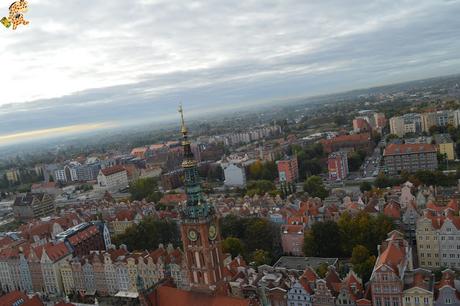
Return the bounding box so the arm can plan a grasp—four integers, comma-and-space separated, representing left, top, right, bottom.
370, 230, 460, 306
416, 200, 460, 269
59, 244, 188, 297
0, 241, 72, 296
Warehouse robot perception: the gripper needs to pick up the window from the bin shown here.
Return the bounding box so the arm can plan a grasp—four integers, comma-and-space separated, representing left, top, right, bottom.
415, 297, 419, 304
424, 298, 429, 304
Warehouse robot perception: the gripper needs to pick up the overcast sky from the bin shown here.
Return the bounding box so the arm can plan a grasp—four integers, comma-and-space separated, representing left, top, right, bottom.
0, 0, 460, 145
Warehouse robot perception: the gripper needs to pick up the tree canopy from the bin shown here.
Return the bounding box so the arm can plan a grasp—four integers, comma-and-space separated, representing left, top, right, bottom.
112, 217, 180, 251
303, 212, 395, 259
220, 215, 281, 263
129, 177, 163, 202
303, 176, 329, 199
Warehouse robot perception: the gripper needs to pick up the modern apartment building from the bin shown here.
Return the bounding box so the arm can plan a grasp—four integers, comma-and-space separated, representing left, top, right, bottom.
328, 151, 349, 181
383, 144, 438, 174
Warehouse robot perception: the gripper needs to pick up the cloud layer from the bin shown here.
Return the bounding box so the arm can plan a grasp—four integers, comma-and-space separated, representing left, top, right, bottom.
0, 0, 460, 141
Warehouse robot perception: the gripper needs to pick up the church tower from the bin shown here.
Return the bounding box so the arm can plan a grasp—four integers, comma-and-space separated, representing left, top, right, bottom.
177, 105, 224, 292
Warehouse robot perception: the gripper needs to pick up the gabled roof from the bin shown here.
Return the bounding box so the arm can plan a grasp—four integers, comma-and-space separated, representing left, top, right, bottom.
147, 285, 251, 306
100, 165, 126, 176
0, 291, 44, 306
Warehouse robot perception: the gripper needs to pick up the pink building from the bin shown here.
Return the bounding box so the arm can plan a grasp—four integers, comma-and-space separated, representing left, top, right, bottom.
277, 156, 299, 183
328, 152, 349, 181
281, 224, 304, 256
370, 231, 413, 306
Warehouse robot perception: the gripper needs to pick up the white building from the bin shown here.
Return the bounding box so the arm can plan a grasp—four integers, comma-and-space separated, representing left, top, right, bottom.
222, 163, 246, 187
97, 166, 128, 191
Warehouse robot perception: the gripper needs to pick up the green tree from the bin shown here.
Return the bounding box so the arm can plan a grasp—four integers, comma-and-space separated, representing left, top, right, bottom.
129, 177, 163, 202
359, 182, 372, 193
112, 217, 180, 251
246, 180, 277, 196
303, 176, 329, 199
303, 221, 342, 257
251, 249, 271, 266
315, 262, 329, 278
351, 245, 376, 283
222, 237, 245, 258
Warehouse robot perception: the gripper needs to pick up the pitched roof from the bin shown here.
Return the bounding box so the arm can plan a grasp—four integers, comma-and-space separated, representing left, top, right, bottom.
384, 143, 437, 156
100, 165, 126, 176
44, 242, 71, 262
0, 291, 44, 306
147, 285, 251, 306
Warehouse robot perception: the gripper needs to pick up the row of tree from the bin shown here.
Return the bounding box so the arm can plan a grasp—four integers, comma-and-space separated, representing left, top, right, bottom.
303, 212, 394, 281
112, 217, 181, 251
220, 215, 282, 265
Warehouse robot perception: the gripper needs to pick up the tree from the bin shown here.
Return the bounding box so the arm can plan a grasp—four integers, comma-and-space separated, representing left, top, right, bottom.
315, 262, 329, 278
303, 221, 342, 257
112, 217, 180, 251
359, 182, 372, 193
251, 249, 271, 266
129, 178, 163, 202
222, 237, 245, 258
351, 245, 376, 282
303, 176, 329, 199
246, 180, 277, 196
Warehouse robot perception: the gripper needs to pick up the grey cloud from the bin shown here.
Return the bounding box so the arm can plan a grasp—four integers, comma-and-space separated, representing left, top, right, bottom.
1, 0, 460, 140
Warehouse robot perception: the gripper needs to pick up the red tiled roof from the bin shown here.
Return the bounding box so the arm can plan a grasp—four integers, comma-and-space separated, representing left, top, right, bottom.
100, 165, 126, 176
147, 285, 251, 306
115, 210, 135, 221
44, 242, 70, 262
321, 133, 370, 144
383, 143, 437, 156
68, 225, 98, 246
384, 202, 401, 219
282, 224, 304, 234
160, 193, 187, 204
0, 291, 44, 306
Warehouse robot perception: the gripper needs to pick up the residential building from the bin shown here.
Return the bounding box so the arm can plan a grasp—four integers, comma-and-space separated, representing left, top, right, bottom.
97, 165, 128, 191
40, 242, 72, 296
328, 151, 349, 181
390, 114, 423, 137
383, 144, 438, 174
434, 269, 460, 306
374, 113, 387, 129
421, 112, 438, 133
370, 231, 413, 306
12, 193, 55, 221
108, 210, 142, 236
433, 134, 455, 161
5, 169, 21, 184
287, 278, 313, 306
222, 163, 247, 187
353, 118, 371, 133
281, 224, 304, 256
277, 156, 299, 183
402, 269, 434, 306
320, 133, 372, 154
55, 222, 109, 257
416, 200, 460, 269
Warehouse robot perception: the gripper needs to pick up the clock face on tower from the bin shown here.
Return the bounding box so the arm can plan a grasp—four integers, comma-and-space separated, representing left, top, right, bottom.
188, 229, 198, 241
209, 224, 217, 240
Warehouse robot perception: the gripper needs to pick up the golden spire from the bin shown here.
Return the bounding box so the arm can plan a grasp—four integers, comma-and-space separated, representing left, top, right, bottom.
178, 103, 188, 135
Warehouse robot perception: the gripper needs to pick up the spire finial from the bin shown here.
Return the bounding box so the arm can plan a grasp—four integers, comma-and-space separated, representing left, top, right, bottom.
178, 103, 188, 135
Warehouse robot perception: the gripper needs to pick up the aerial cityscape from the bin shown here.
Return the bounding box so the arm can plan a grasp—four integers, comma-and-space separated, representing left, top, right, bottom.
1, 1, 460, 306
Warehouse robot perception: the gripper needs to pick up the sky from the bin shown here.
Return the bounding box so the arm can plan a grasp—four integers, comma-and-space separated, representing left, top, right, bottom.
0, 0, 460, 145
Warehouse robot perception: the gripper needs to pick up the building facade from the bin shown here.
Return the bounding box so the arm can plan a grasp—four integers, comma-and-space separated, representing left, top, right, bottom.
383, 144, 438, 174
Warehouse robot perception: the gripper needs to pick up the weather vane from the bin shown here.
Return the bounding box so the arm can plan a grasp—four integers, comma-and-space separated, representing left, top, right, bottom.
1, 0, 29, 30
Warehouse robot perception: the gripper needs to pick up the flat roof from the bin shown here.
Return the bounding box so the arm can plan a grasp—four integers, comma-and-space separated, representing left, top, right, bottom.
273, 256, 338, 271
